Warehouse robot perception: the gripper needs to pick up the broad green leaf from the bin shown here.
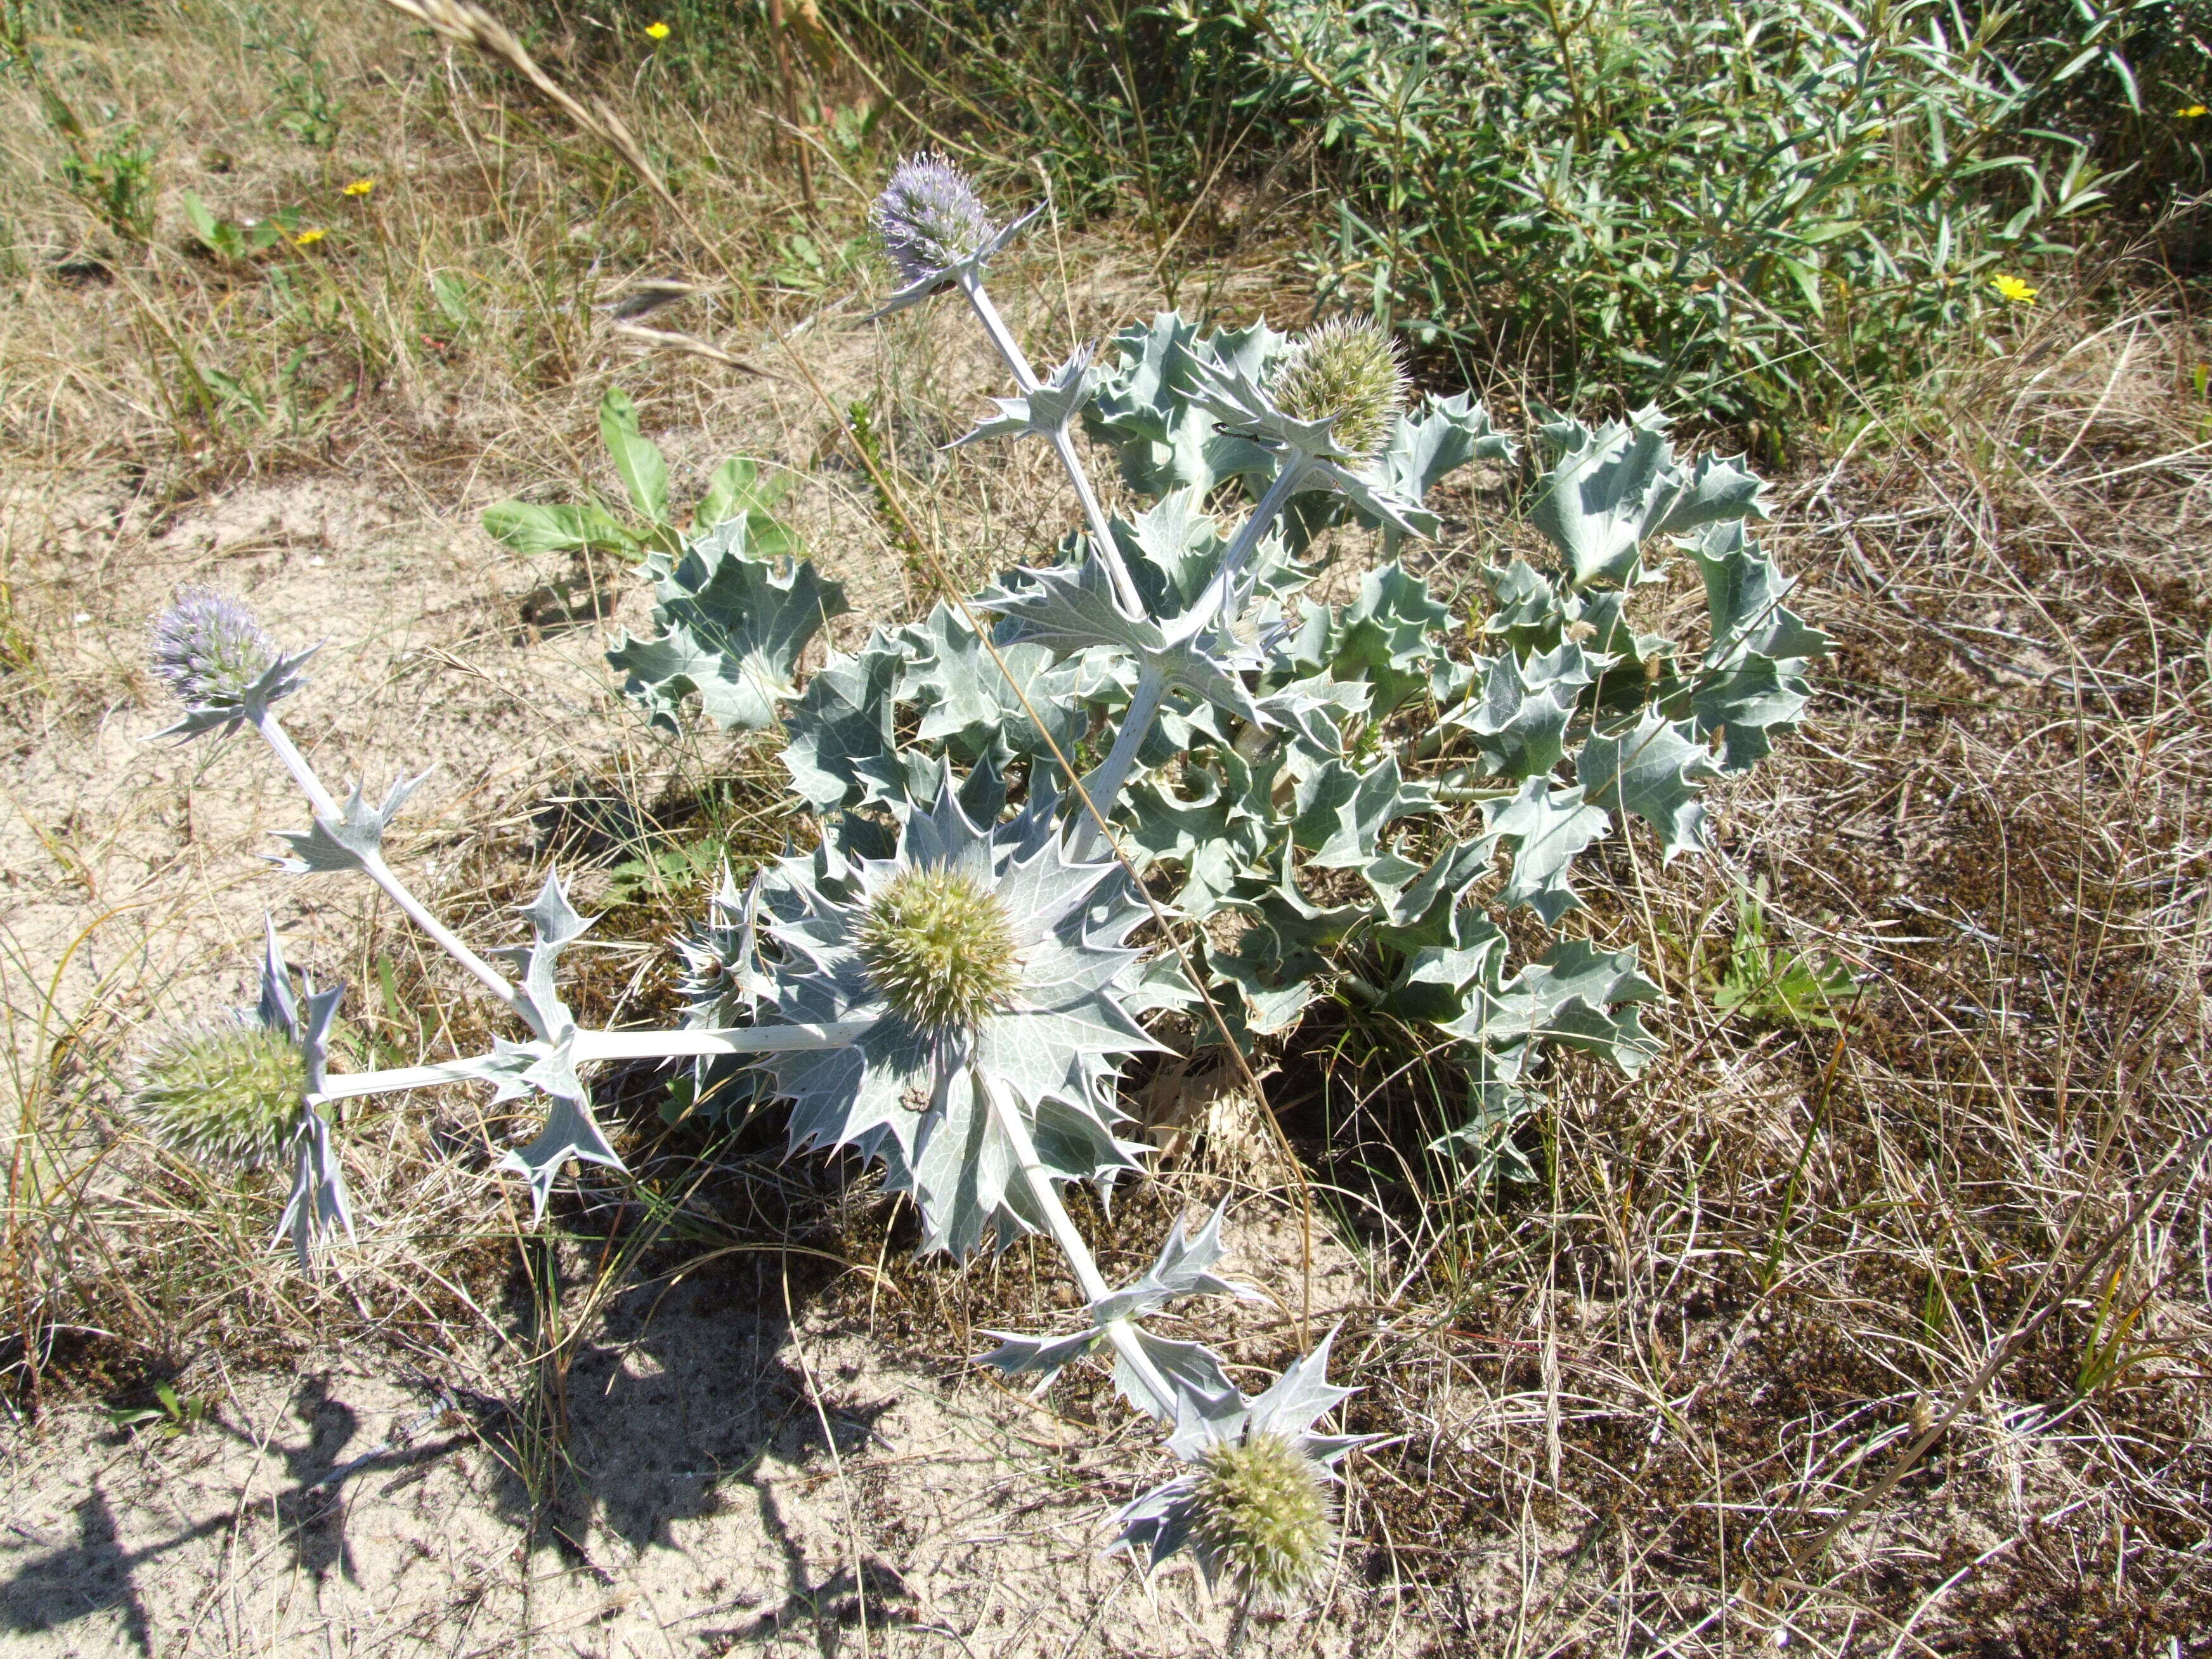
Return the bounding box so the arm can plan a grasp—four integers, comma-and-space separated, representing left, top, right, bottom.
896, 602, 1086, 765
694, 457, 797, 554
1376, 391, 1520, 504
1209, 934, 1322, 1037
1689, 519, 1830, 687
1689, 653, 1808, 772
781, 632, 909, 811
1656, 452, 1771, 538
181, 190, 220, 247
1291, 753, 1433, 869
1327, 561, 1453, 715
1379, 908, 1506, 1024
1428, 1058, 1543, 1184
1371, 833, 1499, 951
597, 387, 670, 527
1441, 938, 1661, 1076
1446, 651, 1578, 781
1122, 767, 1258, 918
1479, 560, 1566, 656
481, 500, 636, 557
1483, 777, 1611, 923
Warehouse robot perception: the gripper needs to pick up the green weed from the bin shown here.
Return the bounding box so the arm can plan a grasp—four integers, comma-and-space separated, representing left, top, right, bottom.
1708, 881, 1865, 1032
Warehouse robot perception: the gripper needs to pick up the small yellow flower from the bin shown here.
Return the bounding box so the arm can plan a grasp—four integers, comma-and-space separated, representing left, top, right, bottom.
293, 228, 327, 246
644, 20, 670, 38
1989, 273, 2038, 306
2180, 105, 2208, 118
342, 178, 375, 197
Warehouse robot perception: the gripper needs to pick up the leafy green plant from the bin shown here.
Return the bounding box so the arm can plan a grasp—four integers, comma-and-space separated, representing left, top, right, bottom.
603, 834, 732, 908
181, 190, 302, 261
244, 4, 342, 148
1708, 881, 1864, 1031
1242, 0, 2116, 424
105, 1380, 212, 1439
129, 157, 1827, 1600
60, 131, 157, 244
4, 0, 159, 244
481, 389, 798, 564
2073, 1260, 2160, 1397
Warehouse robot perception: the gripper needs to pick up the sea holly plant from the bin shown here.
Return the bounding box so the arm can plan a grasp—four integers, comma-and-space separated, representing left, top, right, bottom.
127, 157, 1828, 1600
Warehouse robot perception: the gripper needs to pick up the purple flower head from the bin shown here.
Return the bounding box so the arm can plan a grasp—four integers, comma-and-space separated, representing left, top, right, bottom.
150, 587, 277, 709
871, 154, 996, 288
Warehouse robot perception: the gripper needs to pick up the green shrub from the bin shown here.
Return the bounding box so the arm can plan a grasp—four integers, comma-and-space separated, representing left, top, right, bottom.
835, 0, 2208, 427
1228, 0, 2121, 426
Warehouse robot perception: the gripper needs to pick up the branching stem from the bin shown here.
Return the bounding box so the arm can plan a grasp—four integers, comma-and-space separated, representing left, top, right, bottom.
309, 1019, 876, 1103
957, 273, 1146, 620
986, 1079, 1182, 1420
1164, 456, 1311, 647
256, 712, 518, 1007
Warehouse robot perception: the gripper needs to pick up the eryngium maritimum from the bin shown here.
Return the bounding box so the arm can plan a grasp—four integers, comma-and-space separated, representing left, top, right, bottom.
871, 153, 995, 287
129, 1012, 308, 1169
856, 866, 1019, 1029
1190, 1431, 1335, 1597
150, 587, 277, 709
747, 773, 1161, 1258
1115, 1330, 1372, 1599
1267, 317, 1408, 459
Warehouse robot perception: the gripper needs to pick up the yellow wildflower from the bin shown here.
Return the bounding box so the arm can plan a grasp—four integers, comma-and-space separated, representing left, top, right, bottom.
1989, 273, 2038, 306
342, 178, 375, 197
2180, 105, 2208, 118
645, 20, 670, 38
293, 228, 327, 246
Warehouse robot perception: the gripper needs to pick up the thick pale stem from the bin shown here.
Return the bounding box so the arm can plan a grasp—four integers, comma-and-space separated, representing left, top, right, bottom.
957, 273, 1146, 620
985, 1081, 1181, 1420
1070, 662, 1168, 862
309, 1019, 875, 1103
256, 712, 518, 1008
255, 713, 342, 820
1164, 456, 1311, 648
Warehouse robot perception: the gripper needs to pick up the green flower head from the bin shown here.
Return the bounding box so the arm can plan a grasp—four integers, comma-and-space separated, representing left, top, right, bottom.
1267, 316, 1408, 460
129, 1012, 308, 1169
1114, 1328, 1374, 1601
856, 865, 1019, 1031
745, 767, 1162, 1259
1190, 1429, 1336, 1597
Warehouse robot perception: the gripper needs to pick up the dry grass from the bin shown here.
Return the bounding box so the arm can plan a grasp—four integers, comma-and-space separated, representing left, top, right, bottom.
2, 1, 2209, 1654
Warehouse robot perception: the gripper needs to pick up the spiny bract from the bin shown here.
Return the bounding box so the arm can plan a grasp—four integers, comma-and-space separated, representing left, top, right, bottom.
871, 153, 995, 287
150, 587, 276, 709
1267, 316, 1409, 459
129, 1012, 307, 1169
856, 866, 1019, 1030
1190, 1430, 1337, 1597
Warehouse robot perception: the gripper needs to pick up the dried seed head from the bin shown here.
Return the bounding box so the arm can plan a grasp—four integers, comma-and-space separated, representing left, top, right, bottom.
129, 1013, 308, 1169
871, 154, 996, 287
856, 867, 1018, 1030
1268, 317, 1409, 459
1190, 1431, 1336, 1598
150, 587, 277, 709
